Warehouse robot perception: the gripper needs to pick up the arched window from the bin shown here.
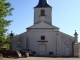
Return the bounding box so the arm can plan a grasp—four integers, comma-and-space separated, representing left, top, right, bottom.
41, 10, 45, 16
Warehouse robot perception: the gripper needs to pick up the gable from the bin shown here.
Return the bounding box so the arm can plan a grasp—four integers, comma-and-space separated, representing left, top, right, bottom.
27, 21, 59, 29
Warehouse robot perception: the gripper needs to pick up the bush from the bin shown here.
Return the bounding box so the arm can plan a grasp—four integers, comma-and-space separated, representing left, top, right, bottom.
49, 52, 53, 55
32, 51, 36, 54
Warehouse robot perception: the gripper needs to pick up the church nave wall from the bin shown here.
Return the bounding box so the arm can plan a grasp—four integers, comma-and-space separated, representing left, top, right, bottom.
60, 32, 75, 56
28, 31, 57, 56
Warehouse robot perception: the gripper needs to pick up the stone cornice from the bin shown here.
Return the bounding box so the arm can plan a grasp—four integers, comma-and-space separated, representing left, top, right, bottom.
27, 28, 59, 32
38, 41, 48, 42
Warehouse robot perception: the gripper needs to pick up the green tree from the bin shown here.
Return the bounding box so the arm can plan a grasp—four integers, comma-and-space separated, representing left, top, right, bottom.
3, 34, 10, 49
0, 0, 14, 48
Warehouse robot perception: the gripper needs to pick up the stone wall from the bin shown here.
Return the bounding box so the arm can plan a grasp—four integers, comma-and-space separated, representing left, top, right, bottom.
78, 43, 80, 57
74, 43, 78, 57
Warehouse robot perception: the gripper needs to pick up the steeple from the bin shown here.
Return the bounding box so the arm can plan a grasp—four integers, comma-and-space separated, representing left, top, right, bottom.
34, 0, 52, 25
35, 0, 51, 8
74, 30, 78, 35
10, 31, 14, 39
74, 30, 78, 43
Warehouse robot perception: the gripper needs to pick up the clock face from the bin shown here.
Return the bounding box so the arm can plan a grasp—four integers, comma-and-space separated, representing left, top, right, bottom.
41, 36, 45, 40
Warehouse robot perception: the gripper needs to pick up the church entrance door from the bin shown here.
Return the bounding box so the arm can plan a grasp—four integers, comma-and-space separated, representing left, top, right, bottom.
38, 44, 46, 56
64, 48, 70, 56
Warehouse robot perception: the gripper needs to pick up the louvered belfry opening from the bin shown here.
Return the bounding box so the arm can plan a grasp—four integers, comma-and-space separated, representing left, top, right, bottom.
41, 10, 45, 16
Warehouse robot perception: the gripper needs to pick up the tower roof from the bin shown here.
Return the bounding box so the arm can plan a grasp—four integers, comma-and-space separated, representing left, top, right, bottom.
34, 0, 51, 8
74, 30, 78, 35
10, 31, 14, 36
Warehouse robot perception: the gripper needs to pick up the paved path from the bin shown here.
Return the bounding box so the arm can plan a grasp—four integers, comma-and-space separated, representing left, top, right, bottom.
1, 57, 80, 60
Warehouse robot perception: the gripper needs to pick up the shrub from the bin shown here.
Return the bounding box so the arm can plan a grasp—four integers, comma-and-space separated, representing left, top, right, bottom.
32, 51, 36, 54
49, 52, 53, 55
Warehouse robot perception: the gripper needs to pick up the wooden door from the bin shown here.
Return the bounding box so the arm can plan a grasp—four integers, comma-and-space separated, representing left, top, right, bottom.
39, 45, 46, 56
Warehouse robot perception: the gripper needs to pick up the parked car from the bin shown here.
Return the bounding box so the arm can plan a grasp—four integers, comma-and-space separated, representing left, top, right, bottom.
18, 50, 27, 58
2, 50, 19, 58
0, 53, 3, 60
0, 50, 20, 58
22, 49, 33, 56
17, 51, 22, 58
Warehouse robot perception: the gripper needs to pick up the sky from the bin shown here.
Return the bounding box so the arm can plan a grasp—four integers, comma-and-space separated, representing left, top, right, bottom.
6, 0, 80, 42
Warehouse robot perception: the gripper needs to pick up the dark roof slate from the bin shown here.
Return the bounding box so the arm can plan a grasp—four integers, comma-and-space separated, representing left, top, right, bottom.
34, 0, 52, 8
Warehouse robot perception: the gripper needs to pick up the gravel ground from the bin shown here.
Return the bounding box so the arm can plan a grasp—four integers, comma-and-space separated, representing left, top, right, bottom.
1, 57, 80, 60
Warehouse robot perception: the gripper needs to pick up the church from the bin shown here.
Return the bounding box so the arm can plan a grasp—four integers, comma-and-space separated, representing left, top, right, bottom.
10, 0, 80, 57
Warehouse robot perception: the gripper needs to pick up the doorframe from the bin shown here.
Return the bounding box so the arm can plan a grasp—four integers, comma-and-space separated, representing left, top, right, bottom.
38, 44, 47, 56
64, 47, 70, 56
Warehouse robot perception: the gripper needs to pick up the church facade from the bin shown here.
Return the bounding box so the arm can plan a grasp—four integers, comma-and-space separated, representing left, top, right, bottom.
10, 0, 79, 57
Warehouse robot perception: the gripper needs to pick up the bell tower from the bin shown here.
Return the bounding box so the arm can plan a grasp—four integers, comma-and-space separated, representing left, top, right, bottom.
34, 0, 52, 25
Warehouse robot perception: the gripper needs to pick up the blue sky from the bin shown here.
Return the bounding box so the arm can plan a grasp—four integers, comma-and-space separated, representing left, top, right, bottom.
6, 0, 80, 42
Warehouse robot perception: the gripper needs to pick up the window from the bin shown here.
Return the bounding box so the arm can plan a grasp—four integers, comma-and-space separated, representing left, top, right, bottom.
41, 10, 45, 16
41, 36, 45, 40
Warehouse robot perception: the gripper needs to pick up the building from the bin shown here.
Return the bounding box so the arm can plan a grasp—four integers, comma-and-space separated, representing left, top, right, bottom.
10, 0, 79, 57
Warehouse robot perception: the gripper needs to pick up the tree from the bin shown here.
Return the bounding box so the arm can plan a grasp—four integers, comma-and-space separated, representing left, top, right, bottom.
0, 0, 14, 48
3, 34, 10, 49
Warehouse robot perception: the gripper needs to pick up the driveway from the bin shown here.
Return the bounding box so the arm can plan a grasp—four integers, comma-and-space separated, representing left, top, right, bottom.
2, 57, 80, 60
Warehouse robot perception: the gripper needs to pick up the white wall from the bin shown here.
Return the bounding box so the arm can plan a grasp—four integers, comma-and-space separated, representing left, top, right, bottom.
78, 43, 80, 57
60, 32, 75, 56
34, 8, 52, 24
28, 29, 57, 56
11, 32, 27, 51
11, 28, 75, 57
74, 43, 78, 57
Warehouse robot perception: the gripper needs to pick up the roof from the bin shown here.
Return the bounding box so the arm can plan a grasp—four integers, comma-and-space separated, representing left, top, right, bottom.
10, 31, 14, 36
34, 0, 52, 8
27, 21, 59, 29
